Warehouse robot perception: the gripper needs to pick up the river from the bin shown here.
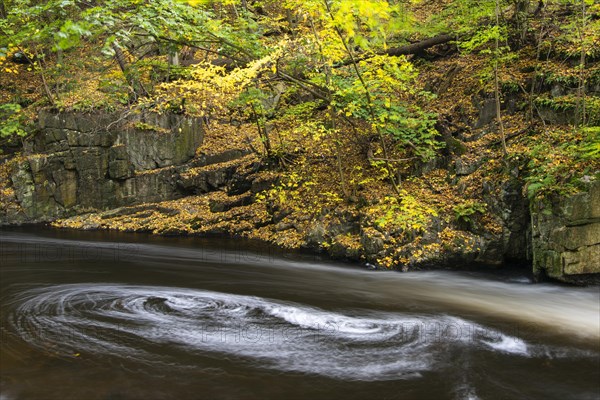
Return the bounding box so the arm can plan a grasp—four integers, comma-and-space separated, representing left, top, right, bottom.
0, 228, 598, 400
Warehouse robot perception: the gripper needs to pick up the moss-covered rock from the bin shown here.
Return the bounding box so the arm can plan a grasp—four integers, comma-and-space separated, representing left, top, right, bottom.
532, 179, 600, 283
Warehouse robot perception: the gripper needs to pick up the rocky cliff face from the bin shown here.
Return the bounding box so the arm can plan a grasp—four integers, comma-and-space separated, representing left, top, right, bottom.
2, 110, 204, 224
532, 180, 600, 284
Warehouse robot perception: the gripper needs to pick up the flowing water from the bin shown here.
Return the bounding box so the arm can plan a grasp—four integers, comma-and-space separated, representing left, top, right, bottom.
0, 228, 598, 400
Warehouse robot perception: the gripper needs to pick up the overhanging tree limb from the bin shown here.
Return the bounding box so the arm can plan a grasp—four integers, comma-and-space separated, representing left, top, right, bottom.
131, 33, 248, 66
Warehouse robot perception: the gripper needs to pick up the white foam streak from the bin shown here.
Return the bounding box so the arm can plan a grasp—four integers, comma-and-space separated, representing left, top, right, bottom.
481, 335, 529, 355
7, 283, 549, 381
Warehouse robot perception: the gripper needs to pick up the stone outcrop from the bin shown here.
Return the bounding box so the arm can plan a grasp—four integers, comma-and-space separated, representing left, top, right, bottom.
2, 110, 204, 223
482, 174, 532, 264
532, 180, 600, 283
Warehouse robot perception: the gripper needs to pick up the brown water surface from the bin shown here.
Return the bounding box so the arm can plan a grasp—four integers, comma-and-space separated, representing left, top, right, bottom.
1, 228, 599, 400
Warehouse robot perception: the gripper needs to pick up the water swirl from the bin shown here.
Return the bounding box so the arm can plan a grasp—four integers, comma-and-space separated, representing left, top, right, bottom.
6, 283, 537, 380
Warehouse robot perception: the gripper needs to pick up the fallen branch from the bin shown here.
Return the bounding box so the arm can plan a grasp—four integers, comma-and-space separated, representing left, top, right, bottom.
387, 34, 455, 57
369, 156, 418, 163
335, 33, 454, 67
490, 126, 532, 146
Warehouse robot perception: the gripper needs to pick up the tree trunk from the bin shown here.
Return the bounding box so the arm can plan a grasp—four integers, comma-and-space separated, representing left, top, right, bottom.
495, 0, 508, 156
112, 42, 128, 74
576, 0, 586, 127
533, 1, 545, 16
111, 42, 148, 102
168, 51, 180, 66
513, 0, 530, 43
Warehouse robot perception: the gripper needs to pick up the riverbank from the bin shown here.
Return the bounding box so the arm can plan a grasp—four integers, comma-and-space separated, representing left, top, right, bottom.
1, 99, 598, 284
1, 2, 599, 284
